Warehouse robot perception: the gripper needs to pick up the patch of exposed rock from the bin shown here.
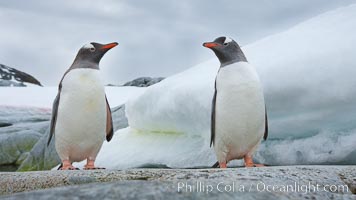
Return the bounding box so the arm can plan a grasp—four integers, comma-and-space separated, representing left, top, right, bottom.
0, 166, 355, 199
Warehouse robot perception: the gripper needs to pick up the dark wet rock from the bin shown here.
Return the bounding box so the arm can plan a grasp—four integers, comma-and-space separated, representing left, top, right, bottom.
123, 77, 165, 87
0, 64, 42, 87
0, 123, 12, 128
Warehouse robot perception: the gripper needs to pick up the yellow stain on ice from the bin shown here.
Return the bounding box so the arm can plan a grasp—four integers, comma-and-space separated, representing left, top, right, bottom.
132, 128, 184, 136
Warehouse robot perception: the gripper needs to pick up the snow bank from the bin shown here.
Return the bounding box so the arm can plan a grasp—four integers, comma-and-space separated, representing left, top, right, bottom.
0, 86, 146, 108
126, 60, 219, 136
95, 4, 356, 168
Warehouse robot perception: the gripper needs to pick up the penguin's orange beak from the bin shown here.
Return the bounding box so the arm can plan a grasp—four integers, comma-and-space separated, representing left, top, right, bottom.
101, 42, 118, 50
203, 42, 220, 48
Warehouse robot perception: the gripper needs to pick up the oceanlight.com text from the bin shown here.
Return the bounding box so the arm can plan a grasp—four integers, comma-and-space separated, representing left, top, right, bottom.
177, 181, 349, 194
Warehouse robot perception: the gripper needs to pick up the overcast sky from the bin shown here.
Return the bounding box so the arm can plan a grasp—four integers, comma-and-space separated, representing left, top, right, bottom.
0, 0, 355, 86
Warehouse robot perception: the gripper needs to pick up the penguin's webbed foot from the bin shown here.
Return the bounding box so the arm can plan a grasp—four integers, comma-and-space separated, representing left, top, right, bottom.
83, 159, 105, 170
244, 155, 265, 167
59, 160, 79, 170
245, 163, 265, 167
83, 167, 106, 170
59, 167, 80, 170
219, 162, 227, 169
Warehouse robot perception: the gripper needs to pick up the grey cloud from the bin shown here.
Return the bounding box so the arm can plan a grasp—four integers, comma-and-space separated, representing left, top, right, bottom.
0, 0, 355, 85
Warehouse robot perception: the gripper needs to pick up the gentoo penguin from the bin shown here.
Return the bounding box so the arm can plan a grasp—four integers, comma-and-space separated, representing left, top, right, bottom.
203, 36, 268, 168
47, 42, 118, 170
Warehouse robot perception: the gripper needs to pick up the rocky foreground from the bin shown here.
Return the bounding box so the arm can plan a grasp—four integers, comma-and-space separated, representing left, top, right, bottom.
0, 166, 355, 199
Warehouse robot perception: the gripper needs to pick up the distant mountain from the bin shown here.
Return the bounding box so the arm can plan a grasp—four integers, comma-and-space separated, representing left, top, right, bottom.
122, 77, 165, 87
0, 64, 42, 87
107, 77, 165, 87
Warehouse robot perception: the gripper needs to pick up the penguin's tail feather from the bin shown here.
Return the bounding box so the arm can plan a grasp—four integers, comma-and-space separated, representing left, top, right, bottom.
211, 161, 219, 168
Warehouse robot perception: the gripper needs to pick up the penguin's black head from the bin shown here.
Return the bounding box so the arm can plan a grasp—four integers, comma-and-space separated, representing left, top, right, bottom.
203, 36, 247, 66
73, 42, 118, 65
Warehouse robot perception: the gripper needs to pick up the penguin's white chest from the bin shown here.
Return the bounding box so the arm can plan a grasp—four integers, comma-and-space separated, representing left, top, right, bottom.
214, 62, 265, 162
55, 69, 106, 162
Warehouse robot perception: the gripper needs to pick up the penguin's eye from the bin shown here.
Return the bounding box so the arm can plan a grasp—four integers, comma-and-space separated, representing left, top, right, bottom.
223, 43, 228, 46
90, 47, 96, 52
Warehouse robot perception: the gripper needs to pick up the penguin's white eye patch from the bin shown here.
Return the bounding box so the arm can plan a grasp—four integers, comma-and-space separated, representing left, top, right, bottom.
224, 37, 232, 45
83, 43, 95, 52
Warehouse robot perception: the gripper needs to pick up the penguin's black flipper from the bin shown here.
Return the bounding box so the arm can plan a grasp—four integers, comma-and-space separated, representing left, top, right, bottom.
57, 163, 63, 170
47, 71, 70, 147
105, 96, 114, 142
48, 92, 60, 146
211, 161, 219, 168
263, 106, 268, 140
210, 81, 217, 147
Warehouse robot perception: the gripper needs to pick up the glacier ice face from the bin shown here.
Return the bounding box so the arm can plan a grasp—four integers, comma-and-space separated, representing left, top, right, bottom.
100, 4, 356, 169
126, 60, 219, 137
